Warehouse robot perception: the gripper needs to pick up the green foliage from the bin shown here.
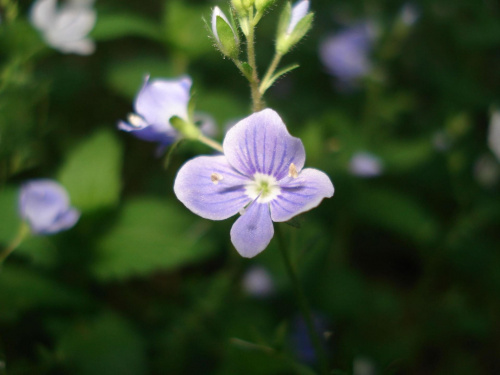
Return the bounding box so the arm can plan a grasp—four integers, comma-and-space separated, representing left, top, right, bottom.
58, 130, 123, 213
92, 198, 216, 281
91, 13, 163, 42
55, 312, 147, 375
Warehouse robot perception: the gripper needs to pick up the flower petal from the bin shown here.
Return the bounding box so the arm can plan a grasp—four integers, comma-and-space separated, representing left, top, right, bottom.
42, 208, 80, 234
30, 0, 57, 31
223, 109, 305, 180
118, 120, 177, 145
230, 201, 274, 258
270, 168, 334, 222
135, 76, 191, 126
174, 155, 251, 220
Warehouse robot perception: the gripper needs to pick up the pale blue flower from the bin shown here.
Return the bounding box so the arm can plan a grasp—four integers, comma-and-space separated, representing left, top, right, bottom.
174, 109, 334, 258
30, 0, 96, 55
118, 75, 192, 146
242, 266, 274, 297
319, 22, 374, 87
488, 110, 500, 161
19, 179, 80, 235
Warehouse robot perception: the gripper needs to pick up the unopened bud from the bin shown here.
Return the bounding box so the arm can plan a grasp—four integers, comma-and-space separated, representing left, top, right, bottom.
211, 6, 240, 59
276, 0, 313, 54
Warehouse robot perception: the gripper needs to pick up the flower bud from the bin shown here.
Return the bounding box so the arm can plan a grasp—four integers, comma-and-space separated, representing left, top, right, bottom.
231, 0, 247, 16
211, 6, 240, 59
276, 0, 313, 54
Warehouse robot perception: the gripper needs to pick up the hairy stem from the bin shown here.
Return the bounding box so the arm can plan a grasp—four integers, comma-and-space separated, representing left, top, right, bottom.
246, 14, 265, 112
275, 224, 330, 375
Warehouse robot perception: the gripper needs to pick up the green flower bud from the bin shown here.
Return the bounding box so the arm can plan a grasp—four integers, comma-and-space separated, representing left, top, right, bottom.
211, 6, 240, 59
276, 0, 313, 54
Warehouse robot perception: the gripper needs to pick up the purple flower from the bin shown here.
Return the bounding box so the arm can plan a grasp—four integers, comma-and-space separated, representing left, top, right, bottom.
19, 179, 80, 235
242, 266, 275, 297
348, 152, 383, 178
174, 109, 334, 258
319, 22, 374, 87
118, 75, 192, 146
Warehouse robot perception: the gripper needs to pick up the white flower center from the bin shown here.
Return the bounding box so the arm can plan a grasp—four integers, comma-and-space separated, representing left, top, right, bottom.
245, 173, 281, 203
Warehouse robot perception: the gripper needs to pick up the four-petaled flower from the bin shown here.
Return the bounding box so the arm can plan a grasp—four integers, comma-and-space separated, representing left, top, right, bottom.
19, 179, 80, 235
30, 0, 97, 55
174, 109, 334, 258
118, 75, 192, 147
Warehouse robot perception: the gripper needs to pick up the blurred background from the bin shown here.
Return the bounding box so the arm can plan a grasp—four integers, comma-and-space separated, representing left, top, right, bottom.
1, 0, 500, 374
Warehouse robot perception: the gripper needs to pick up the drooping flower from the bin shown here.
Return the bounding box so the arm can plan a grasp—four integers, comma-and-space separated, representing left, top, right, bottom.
30, 0, 97, 55
19, 179, 80, 235
174, 109, 334, 258
348, 152, 383, 178
319, 22, 374, 88
118, 75, 192, 147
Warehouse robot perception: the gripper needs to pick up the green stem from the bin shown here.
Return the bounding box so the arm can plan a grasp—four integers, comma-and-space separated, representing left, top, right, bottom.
198, 134, 224, 153
232, 59, 253, 81
246, 13, 265, 112
260, 52, 283, 94
0, 222, 30, 263
275, 224, 330, 375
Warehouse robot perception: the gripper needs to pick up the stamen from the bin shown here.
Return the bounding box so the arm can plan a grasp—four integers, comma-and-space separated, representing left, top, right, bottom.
288, 163, 299, 178
211, 172, 223, 184
128, 113, 145, 128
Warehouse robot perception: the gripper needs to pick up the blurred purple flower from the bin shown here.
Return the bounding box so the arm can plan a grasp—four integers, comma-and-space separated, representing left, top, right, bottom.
242, 266, 275, 297
174, 109, 334, 258
118, 75, 192, 146
291, 313, 330, 364
319, 22, 374, 88
349, 152, 383, 178
30, 0, 97, 55
19, 179, 80, 235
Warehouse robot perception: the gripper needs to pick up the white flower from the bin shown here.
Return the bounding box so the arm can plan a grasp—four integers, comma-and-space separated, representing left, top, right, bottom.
30, 0, 97, 55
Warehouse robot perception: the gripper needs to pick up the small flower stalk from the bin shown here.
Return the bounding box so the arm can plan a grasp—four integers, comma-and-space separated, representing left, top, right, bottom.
276, 0, 313, 54
211, 7, 240, 59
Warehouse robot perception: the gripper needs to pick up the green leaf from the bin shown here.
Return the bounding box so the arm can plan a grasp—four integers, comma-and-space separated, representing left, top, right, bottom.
56, 312, 146, 375
58, 130, 122, 213
260, 63, 299, 93
0, 266, 88, 321
106, 57, 176, 99
163, 0, 212, 58
91, 13, 162, 42
354, 186, 439, 245
241, 62, 253, 77
92, 198, 216, 281
276, 2, 292, 41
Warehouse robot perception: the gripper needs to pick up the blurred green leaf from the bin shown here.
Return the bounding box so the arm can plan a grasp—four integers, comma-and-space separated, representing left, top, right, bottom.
0, 266, 87, 321
58, 130, 122, 213
354, 186, 439, 245
92, 198, 216, 281
163, 0, 212, 58
91, 13, 162, 42
56, 312, 146, 375
106, 57, 176, 99
380, 139, 433, 171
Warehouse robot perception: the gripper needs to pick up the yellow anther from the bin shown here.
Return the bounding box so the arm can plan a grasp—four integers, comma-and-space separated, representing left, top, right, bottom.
211, 172, 223, 184
288, 163, 299, 178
